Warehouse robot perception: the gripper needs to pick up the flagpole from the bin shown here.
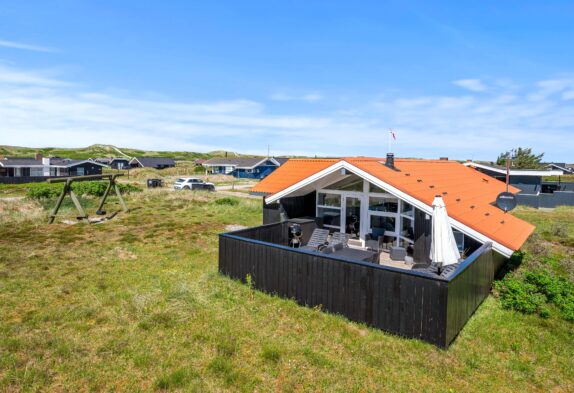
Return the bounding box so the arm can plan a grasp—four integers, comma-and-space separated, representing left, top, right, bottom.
388, 129, 391, 153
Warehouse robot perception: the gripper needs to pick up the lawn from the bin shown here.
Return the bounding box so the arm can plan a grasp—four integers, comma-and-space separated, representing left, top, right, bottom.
0, 191, 573, 392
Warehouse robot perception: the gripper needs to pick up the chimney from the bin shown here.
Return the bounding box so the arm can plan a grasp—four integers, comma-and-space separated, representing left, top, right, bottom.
439, 157, 448, 161
35, 152, 43, 161
42, 157, 51, 165
385, 153, 395, 169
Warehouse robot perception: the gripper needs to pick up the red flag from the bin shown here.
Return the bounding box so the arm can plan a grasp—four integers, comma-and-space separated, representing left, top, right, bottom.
389, 129, 396, 140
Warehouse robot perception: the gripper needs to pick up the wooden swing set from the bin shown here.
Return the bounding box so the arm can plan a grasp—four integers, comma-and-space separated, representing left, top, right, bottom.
47, 174, 129, 224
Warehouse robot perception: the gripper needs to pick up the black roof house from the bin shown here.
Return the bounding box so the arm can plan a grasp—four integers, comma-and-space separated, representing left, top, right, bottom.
129, 157, 176, 169
0, 154, 108, 184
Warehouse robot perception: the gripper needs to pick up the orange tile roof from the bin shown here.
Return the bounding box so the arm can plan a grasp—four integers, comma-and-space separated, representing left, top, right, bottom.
253, 157, 534, 252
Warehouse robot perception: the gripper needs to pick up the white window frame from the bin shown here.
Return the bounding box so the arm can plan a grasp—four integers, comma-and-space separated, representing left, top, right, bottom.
316, 179, 415, 247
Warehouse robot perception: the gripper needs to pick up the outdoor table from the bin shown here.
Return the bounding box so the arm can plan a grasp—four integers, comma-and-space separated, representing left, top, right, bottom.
332, 248, 377, 262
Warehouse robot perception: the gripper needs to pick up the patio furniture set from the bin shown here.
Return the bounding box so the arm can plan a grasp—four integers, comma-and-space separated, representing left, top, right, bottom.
291, 225, 414, 267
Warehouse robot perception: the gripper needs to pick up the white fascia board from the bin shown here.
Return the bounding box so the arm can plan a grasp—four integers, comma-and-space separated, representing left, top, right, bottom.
267, 160, 514, 257
1, 164, 44, 168
268, 157, 281, 166
464, 162, 562, 177
203, 163, 237, 168
546, 164, 573, 172
65, 160, 109, 168
265, 161, 346, 204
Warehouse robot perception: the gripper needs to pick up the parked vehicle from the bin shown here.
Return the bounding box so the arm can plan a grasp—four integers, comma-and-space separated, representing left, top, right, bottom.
147, 178, 164, 188
173, 177, 215, 191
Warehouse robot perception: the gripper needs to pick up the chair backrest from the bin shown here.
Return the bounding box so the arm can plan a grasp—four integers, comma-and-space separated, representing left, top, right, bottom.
306, 228, 330, 248
330, 232, 350, 247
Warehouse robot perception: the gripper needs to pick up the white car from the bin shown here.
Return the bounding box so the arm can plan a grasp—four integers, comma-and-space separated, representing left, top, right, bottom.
173, 178, 215, 191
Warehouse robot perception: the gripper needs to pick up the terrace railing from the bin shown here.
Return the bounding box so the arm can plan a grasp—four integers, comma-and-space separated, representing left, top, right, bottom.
219, 222, 494, 348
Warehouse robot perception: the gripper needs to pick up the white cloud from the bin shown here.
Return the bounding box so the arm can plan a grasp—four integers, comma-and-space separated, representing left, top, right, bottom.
0, 64, 572, 161
270, 91, 323, 102
0, 39, 56, 53
0, 65, 69, 87
453, 79, 488, 92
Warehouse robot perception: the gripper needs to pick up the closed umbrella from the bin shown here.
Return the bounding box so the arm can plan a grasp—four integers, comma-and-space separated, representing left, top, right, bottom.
430, 195, 461, 274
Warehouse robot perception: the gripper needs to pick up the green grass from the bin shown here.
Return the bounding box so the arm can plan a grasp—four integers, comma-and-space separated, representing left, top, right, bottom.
0, 193, 573, 392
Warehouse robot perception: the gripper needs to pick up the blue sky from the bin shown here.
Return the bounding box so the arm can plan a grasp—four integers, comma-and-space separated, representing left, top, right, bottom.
0, 1, 572, 161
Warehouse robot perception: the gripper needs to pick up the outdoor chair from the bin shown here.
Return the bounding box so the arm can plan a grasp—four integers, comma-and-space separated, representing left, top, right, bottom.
321, 242, 344, 255
329, 232, 351, 248
300, 228, 330, 251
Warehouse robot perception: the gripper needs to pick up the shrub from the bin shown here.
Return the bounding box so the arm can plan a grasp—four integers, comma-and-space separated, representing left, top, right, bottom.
27, 181, 141, 199
26, 183, 62, 199
214, 197, 239, 206
494, 269, 574, 321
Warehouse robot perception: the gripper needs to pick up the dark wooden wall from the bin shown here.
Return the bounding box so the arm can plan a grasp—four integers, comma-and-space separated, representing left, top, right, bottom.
220, 223, 452, 347
69, 163, 103, 176
445, 243, 493, 345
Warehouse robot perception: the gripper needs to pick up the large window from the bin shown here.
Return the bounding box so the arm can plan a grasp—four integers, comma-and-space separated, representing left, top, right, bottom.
401, 201, 414, 218
317, 192, 342, 229
318, 207, 341, 228
453, 230, 464, 253
316, 179, 416, 247
317, 193, 341, 207
370, 216, 396, 239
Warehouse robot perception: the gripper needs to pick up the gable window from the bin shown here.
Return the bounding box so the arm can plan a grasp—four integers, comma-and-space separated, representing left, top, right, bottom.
369, 197, 398, 212
325, 175, 363, 192
369, 183, 389, 193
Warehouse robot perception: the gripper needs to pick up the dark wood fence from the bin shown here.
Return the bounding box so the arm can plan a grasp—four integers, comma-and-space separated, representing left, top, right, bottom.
219, 223, 495, 348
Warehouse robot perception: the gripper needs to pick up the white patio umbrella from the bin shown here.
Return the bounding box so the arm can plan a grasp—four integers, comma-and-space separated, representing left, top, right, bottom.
430, 195, 461, 274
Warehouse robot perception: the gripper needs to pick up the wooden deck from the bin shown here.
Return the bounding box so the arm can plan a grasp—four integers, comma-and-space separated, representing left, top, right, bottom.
219, 221, 497, 348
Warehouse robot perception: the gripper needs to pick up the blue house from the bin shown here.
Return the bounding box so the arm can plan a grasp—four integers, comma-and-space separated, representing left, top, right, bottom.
202, 157, 287, 179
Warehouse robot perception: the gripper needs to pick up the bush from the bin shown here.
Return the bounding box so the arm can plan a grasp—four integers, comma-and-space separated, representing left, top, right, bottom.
214, 197, 239, 206
26, 181, 142, 200
494, 269, 574, 321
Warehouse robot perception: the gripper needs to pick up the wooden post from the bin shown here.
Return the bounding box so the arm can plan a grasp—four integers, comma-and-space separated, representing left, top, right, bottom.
96, 180, 113, 214
48, 181, 70, 224
69, 190, 88, 220
112, 176, 129, 212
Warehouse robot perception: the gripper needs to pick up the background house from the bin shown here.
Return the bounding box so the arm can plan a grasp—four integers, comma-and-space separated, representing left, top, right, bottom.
545, 163, 574, 175
0, 154, 107, 184
129, 157, 176, 169
202, 157, 287, 179
94, 157, 130, 169
109, 158, 130, 169
464, 161, 574, 208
